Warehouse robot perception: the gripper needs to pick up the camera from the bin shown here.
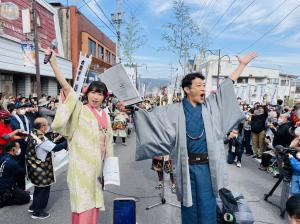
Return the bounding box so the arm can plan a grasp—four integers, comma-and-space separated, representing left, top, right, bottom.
275, 145, 298, 182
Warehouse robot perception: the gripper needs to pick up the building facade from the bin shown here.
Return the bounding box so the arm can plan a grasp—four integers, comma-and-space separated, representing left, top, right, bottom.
193, 55, 298, 105
0, 0, 72, 97
52, 3, 116, 82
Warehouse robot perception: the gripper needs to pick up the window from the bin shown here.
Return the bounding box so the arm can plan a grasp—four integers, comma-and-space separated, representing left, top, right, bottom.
237, 78, 248, 84
88, 38, 96, 56
255, 78, 264, 83
105, 50, 111, 64
268, 78, 279, 84
112, 54, 116, 64
281, 80, 289, 86
98, 45, 104, 60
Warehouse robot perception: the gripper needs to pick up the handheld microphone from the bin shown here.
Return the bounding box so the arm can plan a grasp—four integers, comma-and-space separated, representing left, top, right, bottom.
44, 39, 58, 64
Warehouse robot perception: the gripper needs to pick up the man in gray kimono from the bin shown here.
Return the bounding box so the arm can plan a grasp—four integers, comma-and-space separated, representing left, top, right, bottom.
135, 52, 257, 223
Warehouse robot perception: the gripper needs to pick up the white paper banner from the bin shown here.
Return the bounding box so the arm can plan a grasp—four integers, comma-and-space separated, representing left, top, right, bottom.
99, 64, 142, 106
73, 52, 93, 96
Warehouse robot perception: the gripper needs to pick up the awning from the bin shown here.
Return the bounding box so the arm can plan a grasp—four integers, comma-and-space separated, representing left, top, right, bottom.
0, 36, 72, 79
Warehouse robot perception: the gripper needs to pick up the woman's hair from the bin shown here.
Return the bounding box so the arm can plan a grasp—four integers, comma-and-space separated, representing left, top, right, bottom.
85, 81, 108, 98
4, 141, 16, 153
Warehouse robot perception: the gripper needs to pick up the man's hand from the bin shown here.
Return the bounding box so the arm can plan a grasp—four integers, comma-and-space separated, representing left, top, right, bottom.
290, 137, 300, 148
237, 52, 257, 66
230, 52, 257, 81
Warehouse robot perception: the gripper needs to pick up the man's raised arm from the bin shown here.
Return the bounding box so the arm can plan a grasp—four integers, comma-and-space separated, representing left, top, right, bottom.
230, 52, 257, 82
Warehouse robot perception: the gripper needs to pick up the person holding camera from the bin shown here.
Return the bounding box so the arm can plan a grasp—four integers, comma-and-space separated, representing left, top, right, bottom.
288, 136, 300, 195
225, 128, 243, 168
269, 113, 294, 149
0, 109, 27, 155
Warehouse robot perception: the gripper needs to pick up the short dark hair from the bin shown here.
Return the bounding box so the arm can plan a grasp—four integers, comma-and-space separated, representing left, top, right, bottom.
277, 99, 283, 105
286, 194, 300, 219
181, 73, 205, 94
4, 141, 16, 153
85, 81, 108, 98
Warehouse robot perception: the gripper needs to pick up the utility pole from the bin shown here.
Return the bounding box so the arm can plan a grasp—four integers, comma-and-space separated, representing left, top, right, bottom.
135, 63, 138, 90
205, 49, 230, 86
111, 0, 123, 63
32, 0, 41, 99
134, 63, 147, 91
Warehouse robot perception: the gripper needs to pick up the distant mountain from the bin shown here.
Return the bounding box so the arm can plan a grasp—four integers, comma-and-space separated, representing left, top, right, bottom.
140, 78, 170, 92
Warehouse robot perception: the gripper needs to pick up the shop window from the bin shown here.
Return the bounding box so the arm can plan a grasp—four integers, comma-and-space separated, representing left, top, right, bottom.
88, 38, 96, 57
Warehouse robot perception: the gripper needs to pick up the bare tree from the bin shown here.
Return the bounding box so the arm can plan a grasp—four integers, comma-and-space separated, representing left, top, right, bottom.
122, 12, 147, 65
161, 0, 208, 75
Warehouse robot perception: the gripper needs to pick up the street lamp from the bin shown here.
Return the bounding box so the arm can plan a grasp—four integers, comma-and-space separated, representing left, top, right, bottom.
205, 49, 230, 85
0, 1, 19, 20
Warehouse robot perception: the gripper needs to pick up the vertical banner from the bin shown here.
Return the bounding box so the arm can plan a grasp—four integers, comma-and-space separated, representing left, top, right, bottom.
73, 52, 93, 96
243, 85, 250, 104
255, 85, 262, 102
237, 86, 243, 98
270, 84, 278, 105
21, 42, 35, 67
241, 85, 246, 100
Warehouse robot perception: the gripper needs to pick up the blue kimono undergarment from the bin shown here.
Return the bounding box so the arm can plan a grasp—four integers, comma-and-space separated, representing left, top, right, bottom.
182, 98, 216, 224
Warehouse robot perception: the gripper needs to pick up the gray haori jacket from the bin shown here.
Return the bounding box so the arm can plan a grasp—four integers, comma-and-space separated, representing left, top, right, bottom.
135, 78, 245, 207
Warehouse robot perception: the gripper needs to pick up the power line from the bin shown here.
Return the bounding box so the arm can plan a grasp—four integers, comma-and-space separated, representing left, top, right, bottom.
248, 0, 288, 31
92, 0, 118, 32
199, 0, 215, 25
82, 0, 117, 36
208, 0, 238, 34
238, 2, 300, 54
212, 0, 257, 42
198, 0, 213, 26
199, 0, 218, 28
224, 0, 288, 52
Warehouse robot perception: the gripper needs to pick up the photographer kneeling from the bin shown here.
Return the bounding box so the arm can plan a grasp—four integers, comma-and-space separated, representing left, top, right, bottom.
288, 136, 300, 195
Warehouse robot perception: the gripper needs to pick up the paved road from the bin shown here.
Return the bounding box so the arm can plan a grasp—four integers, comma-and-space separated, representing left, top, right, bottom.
0, 132, 288, 224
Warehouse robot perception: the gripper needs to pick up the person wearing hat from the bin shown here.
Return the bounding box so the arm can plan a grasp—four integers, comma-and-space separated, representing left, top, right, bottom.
0, 109, 26, 155
0, 141, 31, 208
38, 98, 55, 132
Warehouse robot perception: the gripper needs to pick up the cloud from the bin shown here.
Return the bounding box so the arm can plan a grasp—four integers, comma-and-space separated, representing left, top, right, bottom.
149, 0, 173, 14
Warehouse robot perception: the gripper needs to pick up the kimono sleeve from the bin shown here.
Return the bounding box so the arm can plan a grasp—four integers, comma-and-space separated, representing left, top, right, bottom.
206, 78, 244, 135
51, 89, 82, 140
135, 106, 176, 161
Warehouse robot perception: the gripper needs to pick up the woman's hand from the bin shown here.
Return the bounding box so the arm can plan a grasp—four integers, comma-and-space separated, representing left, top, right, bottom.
46, 48, 72, 96
45, 48, 57, 68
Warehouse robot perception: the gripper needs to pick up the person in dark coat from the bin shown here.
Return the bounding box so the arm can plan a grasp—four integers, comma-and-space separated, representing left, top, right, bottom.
0, 141, 30, 208
225, 128, 243, 168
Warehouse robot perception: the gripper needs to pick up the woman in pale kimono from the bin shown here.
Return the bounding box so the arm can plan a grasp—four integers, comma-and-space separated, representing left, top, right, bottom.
47, 50, 114, 224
